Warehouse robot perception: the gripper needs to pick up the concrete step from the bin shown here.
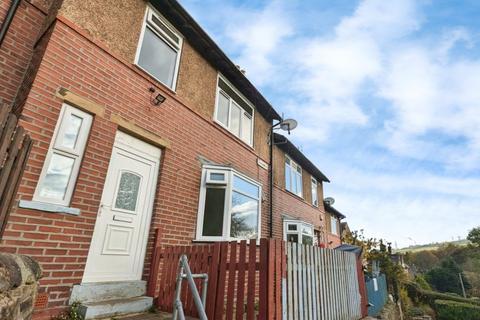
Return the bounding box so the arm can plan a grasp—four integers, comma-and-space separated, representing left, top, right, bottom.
78, 296, 153, 319
70, 281, 147, 304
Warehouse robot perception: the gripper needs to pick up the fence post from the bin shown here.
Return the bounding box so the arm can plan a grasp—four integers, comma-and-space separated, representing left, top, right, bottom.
147, 228, 162, 299
356, 256, 368, 317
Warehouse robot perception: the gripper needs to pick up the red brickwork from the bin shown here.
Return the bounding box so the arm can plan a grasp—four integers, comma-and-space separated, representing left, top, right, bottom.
0, 1, 48, 106
272, 186, 325, 242
1, 17, 272, 318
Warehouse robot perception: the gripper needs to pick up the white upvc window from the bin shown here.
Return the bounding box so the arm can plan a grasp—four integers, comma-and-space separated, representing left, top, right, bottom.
311, 177, 318, 207
196, 165, 261, 241
285, 155, 303, 197
135, 6, 183, 90
33, 104, 93, 206
330, 215, 339, 235
214, 75, 254, 146
284, 220, 314, 245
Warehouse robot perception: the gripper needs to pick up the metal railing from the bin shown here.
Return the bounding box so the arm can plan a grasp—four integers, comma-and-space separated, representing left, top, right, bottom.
172, 254, 208, 320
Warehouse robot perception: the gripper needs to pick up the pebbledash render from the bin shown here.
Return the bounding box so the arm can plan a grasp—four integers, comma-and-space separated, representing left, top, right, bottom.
0, 0, 347, 318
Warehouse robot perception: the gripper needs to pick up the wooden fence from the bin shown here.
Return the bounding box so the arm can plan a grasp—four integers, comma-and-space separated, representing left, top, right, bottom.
148, 236, 285, 319
0, 104, 32, 239
285, 243, 362, 320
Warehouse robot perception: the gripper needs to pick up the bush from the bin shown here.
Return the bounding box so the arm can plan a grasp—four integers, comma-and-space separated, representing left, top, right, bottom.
434, 299, 480, 320
415, 275, 432, 290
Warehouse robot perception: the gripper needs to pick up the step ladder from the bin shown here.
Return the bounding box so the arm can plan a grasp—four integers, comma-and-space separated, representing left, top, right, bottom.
172, 254, 208, 320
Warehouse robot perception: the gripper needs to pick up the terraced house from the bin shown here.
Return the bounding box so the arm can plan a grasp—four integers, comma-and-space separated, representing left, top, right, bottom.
0, 0, 348, 318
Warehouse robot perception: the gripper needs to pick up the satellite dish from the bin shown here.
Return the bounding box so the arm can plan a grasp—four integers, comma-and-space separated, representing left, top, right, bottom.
280, 118, 298, 132
324, 197, 335, 205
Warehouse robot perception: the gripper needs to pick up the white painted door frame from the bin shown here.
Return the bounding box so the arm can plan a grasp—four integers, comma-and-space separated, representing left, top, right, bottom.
82, 131, 161, 283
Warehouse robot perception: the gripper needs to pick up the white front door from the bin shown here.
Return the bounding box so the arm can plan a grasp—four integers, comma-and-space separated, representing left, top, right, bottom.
83, 131, 161, 283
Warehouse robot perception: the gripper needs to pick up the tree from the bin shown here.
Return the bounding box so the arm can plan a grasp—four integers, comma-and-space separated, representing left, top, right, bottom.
411, 250, 440, 272
467, 227, 480, 246
425, 257, 471, 295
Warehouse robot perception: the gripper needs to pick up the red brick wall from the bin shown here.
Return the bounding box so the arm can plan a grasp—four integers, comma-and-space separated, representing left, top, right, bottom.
0, 0, 50, 106
0, 17, 272, 318
272, 186, 326, 243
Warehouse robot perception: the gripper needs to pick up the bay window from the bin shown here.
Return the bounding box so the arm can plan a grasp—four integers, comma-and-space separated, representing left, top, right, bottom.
197, 166, 261, 241
285, 156, 303, 197
284, 220, 314, 245
214, 76, 254, 146
33, 104, 93, 206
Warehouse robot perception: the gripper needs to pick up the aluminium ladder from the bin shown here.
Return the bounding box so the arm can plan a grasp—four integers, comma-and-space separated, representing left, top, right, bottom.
172, 254, 208, 320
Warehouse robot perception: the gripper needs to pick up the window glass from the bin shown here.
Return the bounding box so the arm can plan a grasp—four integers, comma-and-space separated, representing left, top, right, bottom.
287, 234, 299, 243
302, 235, 313, 245
38, 153, 75, 200
285, 164, 291, 191
295, 173, 303, 196
230, 191, 258, 240
114, 172, 141, 211
311, 179, 318, 206
331, 216, 338, 235
61, 114, 83, 149
210, 172, 226, 181
202, 188, 226, 237
138, 27, 178, 88
287, 224, 297, 231
233, 175, 259, 198
217, 92, 230, 126
230, 102, 241, 136
241, 113, 252, 144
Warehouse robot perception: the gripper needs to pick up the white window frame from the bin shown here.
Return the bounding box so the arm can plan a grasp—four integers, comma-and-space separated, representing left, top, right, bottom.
283, 220, 314, 245
213, 74, 255, 146
134, 5, 183, 90
311, 177, 318, 207
33, 103, 93, 206
330, 215, 339, 236
285, 155, 303, 198
196, 165, 261, 242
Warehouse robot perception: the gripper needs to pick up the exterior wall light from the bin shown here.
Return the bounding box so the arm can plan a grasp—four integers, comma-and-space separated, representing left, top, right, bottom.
149, 87, 166, 106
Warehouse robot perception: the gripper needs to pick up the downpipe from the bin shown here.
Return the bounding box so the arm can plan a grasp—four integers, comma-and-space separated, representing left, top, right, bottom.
0, 0, 22, 48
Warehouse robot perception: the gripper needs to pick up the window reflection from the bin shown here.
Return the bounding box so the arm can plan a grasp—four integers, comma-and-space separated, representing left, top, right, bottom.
38, 153, 75, 200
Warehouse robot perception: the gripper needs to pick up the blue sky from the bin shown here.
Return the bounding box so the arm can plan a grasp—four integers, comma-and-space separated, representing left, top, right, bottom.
179, 0, 480, 248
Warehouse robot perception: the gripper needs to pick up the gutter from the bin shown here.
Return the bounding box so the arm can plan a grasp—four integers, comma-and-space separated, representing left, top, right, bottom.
0, 0, 21, 48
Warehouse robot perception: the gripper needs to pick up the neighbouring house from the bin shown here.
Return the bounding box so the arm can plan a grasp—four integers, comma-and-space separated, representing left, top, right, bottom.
0, 0, 348, 319
341, 221, 352, 241
324, 200, 347, 248
272, 133, 330, 247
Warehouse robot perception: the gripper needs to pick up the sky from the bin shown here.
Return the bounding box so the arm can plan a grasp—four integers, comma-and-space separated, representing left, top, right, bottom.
179, 0, 480, 248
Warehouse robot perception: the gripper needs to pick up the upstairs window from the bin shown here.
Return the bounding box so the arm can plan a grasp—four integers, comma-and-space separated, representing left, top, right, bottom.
136, 7, 183, 90
330, 215, 339, 235
214, 76, 254, 146
34, 104, 93, 206
196, 166, 261, 241
284, 220, 314, 245
285, 156, 302, 197
311, 177, 318, 207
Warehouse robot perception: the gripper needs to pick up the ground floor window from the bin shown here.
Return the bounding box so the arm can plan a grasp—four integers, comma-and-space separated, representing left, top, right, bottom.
284, 220, 314, 245
196, 165, 261, 241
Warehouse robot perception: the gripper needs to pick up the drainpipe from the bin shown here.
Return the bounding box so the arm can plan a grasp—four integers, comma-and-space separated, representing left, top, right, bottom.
268, 125, 274, 238
0, 0, 21, 48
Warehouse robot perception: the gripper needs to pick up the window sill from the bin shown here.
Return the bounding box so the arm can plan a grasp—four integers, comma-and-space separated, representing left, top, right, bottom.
18, 200, 81, 216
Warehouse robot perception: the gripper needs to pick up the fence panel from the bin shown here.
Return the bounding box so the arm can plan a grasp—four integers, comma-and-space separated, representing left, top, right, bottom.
149, 238, 284, 319
366, 274, 388, 317
286, 243, 362, 320
0, 104, 32, 239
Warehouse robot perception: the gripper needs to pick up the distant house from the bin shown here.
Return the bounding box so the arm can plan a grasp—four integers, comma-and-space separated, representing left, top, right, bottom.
273, 133, 330, 246
324, 201, 347, 248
